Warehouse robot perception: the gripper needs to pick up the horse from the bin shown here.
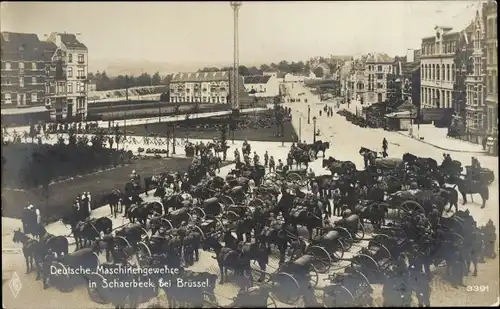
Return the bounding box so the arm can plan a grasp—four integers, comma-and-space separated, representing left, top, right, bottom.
100, 190, 123, 218
311, 140, 330, 158
222, 231, 270, 282
202, 235, 252, 285
61, 216, 112, 249
144, 173, 167, 195
452, 177, 489, 208
126, 202, 161, 226
21, 207, 44, 239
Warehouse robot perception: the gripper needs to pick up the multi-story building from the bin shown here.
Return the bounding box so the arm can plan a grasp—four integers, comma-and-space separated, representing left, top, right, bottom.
484, 0, 498, 154
1, 32, 56, 109
364, 52, 394, 105
420, 26, 463, 114
46, 32, 89, 120
389, 50, 421, 109
169, 70, 239, 104
464, 7, 487, 144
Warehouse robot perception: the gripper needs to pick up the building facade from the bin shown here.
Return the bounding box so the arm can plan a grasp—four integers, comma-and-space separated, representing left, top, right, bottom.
464, 8, 487, 143
364, 53, 394, 105
420, 26, 461, 112
484, 0, 498, 150
1, 32, 56, 109
169, 71, 231, 104
243, 75, 280, 97
46, 33, 89, 121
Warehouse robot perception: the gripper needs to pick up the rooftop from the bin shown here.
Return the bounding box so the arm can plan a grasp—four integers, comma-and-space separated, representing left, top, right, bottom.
1, 32, 57, 61
59, 33, 87, 50
244, 75, 271, 84
171, 71, 230, 83
366, 52, 393, 63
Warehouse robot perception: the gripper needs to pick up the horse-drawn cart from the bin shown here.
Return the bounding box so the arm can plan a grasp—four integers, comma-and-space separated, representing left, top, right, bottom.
264, 168, 309, 187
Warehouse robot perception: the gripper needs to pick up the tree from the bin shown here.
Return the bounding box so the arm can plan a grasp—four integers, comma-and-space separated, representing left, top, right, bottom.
152, 72, 162, 85
313, 67, 324, 78
238, 65, 250, 76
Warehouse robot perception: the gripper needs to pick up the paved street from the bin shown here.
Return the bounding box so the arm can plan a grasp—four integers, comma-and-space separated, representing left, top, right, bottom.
2, 98, 498, 308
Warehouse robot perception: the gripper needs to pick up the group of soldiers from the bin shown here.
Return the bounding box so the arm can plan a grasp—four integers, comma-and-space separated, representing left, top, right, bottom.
322, 104, 335, 117
72, 192, 93, 219
234, 140, 280, 172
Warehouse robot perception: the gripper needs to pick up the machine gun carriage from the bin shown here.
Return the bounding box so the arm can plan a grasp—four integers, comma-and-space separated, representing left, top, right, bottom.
320, 268, 373, 307
263, 167, 308, 187
200, 197, 224, 218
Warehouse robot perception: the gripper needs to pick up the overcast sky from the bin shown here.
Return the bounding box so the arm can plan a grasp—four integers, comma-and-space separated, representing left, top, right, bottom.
1, 1, 480, 65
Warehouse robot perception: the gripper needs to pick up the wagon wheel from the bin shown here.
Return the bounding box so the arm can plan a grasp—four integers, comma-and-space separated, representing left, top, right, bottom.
399, 200, 424, 219
351, 253, 379, 274
139, 226, 150, 242
50, 262, 73, 292
148, 201, 164, 217
159, 218, 174, 231
113, 236, 132, 251
248, 198, 265, 208
192, 225, 206, 240
87, 273, 110, 304
331, 237, 345, 261
271, 272, 301, 305
136, 241, 152, 266
308, 266, 319, 287
192, 206, 206, 220
224, 210, 240, 222
372, 233, 390, 245
220, 195, 235, 207
213, 218, 227, 234
335, 227, 354, 251
251, 261, 274, 284
264, 172, 279, 182
322, 285, 355, 307
286, 172, 302, 185
354, 220, 365, 240
266, 295, 278, 308
306, 245, 331, 274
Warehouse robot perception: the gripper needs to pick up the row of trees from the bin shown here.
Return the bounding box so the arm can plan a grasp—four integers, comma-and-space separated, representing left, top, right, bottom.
198, 60, 312, 76
89, 71, 172, 91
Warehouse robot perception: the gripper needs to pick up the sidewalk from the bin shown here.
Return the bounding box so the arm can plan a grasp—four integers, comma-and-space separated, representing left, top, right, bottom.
398, 124, 486, 153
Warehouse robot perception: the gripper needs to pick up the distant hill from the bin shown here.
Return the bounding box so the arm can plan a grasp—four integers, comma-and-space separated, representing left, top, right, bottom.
88, 58, 233, 76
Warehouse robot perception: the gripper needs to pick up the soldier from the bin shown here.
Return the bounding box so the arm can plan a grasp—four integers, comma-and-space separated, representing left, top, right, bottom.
81, 192, 90, 219
269, 156, 275, 172
382, 137, 388, 154
276, 159, 284, 172
243, 153, 251, 166
41, 249, 57, 289
253, 151, 260, 166
264, 150, 269, 167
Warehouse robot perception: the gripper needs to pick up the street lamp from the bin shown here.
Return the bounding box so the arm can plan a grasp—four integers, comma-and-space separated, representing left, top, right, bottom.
312, 116, 317, 143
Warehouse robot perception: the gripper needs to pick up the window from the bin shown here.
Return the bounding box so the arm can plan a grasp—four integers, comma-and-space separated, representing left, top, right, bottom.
32, 62, 37, 70
78, 54, 84, 63
377, 65, 382, 72
441, 65, 445, 81
377, 83, 384, 89
432, 64, 435, 80
5, 62, 11, 70
4, 93, 12, 104
31, 76, 36, 84
79, 83, 85, 92
19, 77, 24, 87
76, 82, 80, 92
77, 69, 84, 77
31, 92, 38, 103
68, 54, 73, 63
67, 82, 73, 94
452, 64, 455, 82
57, 82, 65, 94
377, 73, 384, 79
19, 62, 24, 71
67, 67, 73, 78
446, 64, 450, 81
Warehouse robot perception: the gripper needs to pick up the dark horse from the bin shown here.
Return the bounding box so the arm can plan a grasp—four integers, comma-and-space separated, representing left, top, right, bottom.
223, 231, 270, 282
61, 215, 113, 249
202, 235, 253, 286
12, 229, 69, 281
452, 177, 489, 208
100, 190, 123, 218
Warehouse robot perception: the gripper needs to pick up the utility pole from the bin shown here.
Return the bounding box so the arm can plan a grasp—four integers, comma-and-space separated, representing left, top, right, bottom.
125, 75, 129, 102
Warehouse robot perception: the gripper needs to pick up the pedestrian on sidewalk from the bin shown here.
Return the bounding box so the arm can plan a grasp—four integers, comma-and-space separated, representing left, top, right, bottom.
264, 151, 269, 167
482, 135, 488, 150
269, 156, 275, 172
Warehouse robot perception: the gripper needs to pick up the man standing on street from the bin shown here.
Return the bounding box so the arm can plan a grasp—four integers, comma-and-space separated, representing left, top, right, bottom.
382, 138, 388, 157
264, 151, 269, 167
482, 135, 488, 150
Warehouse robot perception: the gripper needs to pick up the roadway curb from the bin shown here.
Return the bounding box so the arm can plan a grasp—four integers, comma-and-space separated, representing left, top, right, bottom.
395, 132, 486, 154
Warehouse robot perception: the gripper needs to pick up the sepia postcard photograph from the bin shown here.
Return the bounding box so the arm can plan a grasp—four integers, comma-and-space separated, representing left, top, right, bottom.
1, 1, 498, 308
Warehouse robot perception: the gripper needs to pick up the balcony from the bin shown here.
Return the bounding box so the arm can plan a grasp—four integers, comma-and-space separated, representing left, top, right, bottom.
77, 60, 85, 64
77, 91, 86, 97
77, 76, 87, 80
